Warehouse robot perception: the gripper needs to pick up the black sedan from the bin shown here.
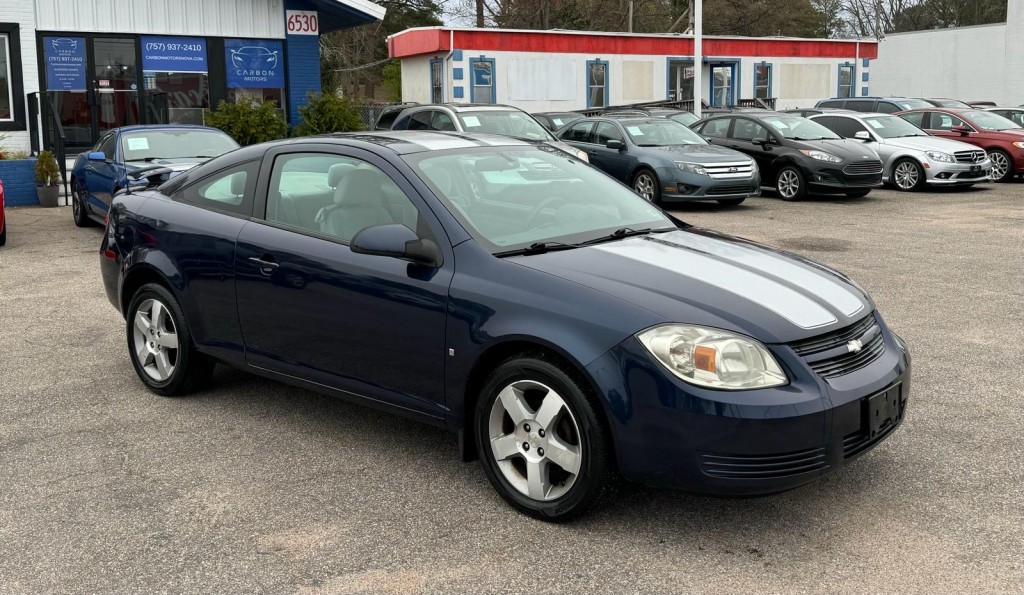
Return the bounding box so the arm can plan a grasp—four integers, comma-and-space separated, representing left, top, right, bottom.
692, 112, 884, 200
558, 117, 759, 205
100, 131, 909, 521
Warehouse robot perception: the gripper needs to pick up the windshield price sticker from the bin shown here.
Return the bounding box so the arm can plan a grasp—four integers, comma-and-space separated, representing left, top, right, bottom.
126, 137, 150, 151
286, 10, 319, 35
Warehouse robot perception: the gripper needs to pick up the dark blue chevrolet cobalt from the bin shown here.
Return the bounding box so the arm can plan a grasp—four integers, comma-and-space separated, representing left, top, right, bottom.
100, 132, 910, 521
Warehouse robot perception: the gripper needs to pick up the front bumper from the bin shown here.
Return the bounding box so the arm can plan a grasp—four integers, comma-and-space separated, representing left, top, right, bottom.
656, 167, 761, 203
804, 165, 883, 193
585, 315, 910, 495
923, 159, 991, 185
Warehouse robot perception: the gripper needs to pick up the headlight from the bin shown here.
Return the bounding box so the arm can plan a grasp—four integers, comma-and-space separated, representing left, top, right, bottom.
675, 161, 708, 175
576, 150, 590, 163
637, 325, 787, 390
1012, 142, 1024, 149
799, 149, 842, 163
926, 151, 955, 163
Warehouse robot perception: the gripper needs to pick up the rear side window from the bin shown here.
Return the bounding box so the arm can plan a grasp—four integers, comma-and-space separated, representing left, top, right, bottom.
700, 118, 732, 138
375, 109, 402, 130
818, 100, 845, 109
561, 121, 595, 143
845, 100, 875, 112
177, 160, 259, 216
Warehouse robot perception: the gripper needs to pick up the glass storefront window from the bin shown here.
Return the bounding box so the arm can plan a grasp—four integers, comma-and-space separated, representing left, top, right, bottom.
145, 72, 210, 124
0, 34, 12, 120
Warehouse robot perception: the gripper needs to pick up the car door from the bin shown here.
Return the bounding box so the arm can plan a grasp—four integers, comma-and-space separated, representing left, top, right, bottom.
728, 117, 775, 174
234, 146, 453, 418
83, 132, 119, 217
588, 121, 633, 182
558, 120, 597, 155
695, 117, 733, 149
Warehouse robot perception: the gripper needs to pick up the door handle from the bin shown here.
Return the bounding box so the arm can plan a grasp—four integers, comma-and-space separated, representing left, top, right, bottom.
248, 254, 279, 272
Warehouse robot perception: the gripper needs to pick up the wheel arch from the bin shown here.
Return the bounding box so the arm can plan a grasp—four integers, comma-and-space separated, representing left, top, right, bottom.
119, 263, 177, 318
457, 337, 617, 465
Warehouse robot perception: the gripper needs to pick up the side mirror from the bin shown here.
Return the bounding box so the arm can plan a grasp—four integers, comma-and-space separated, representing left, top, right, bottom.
950, 125, 971, 135
87, 151, 107, 162
751, 137, 768, 146
606, 139, 624, 150
351, 223, 442, 267
854, 131, 872, 141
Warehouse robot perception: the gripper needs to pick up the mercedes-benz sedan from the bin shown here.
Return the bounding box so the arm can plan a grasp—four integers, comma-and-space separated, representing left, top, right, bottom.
100, 132, 910, 521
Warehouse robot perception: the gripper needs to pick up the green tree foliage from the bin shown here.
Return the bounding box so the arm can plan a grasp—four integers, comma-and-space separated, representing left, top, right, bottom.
380, 59, 403, 102
293, 93, 366, 136
205, 99, 288, 146
35, 150, 60, 186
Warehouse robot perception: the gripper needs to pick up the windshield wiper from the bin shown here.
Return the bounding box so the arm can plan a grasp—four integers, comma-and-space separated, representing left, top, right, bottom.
581, 226, 670, 246
494, 240, 580, 257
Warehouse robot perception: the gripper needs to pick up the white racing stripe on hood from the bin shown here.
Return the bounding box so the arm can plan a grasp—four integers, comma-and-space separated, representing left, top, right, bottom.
656, 233, 865, 317
594, 239, 839, 329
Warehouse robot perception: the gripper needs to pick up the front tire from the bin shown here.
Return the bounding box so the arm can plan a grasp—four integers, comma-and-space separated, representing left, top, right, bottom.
775, 166, 806, 201
632, 168, 660, 204
126, 283, 214, 396
988, 149, 1013, 182
475, 356, 614, 522
891, 158, 925, 191
72, 180, 93, 227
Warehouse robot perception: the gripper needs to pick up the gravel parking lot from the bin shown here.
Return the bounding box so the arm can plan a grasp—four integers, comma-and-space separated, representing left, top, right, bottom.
1, 183, 1021, 594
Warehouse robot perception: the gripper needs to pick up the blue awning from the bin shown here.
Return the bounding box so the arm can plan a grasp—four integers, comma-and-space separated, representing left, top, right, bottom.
308, 0, 386, 32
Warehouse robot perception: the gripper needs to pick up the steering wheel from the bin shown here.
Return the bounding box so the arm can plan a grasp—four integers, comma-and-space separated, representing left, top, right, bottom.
526, 197, 567, 228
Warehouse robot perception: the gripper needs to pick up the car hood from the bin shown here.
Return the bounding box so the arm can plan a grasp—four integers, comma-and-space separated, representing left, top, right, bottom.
645, 143, 752, 163
125, 159, 209, 173
798, 138, 879, 160
880, 135, 981, 153
509, 229, 873, 343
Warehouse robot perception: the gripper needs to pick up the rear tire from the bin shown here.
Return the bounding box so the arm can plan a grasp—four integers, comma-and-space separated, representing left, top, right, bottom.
72, 180, 93, 227
126, 283, 214, 396
988, 149, 1013, 182
716, 198, 745, 206
775, 166, 806, 201
475, 356, 614, 522
891, 158, 925, 191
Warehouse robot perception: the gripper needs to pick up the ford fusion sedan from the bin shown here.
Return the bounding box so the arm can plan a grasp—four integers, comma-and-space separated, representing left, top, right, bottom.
692, 112, 883, 200
897, 108, 1024, 182
100, 132, 910, 521
558, 117, 759, 205
70, 125, 239, 226
809, 112, 991, 191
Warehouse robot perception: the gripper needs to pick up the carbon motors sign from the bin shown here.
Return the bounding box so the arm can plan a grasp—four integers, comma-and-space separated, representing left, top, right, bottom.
225, 39, 285, 89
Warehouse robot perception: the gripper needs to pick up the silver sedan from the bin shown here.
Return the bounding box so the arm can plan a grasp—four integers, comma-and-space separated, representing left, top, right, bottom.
809, 112, 991, 191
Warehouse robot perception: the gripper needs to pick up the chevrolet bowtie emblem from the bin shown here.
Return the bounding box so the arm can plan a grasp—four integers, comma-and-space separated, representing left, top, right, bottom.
847, 339, 863, 353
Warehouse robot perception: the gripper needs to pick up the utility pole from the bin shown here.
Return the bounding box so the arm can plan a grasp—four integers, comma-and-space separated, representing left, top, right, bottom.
693, 0, 702, 118
628, 1, 634, 33
476, 0, 485, 27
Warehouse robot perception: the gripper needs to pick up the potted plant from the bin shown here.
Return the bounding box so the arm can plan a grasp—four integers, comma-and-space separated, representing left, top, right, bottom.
35, 150, 61, 207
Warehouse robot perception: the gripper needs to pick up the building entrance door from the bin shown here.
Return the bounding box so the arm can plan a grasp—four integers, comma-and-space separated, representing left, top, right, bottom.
92, 38, 140, 137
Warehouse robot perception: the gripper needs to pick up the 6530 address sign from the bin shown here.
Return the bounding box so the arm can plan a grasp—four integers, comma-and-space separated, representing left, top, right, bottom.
286, 10, 319, 35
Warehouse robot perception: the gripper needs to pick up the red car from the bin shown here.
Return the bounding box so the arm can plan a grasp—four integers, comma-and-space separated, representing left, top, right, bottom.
896, 108, 1024, 182
0, 177, 6, 246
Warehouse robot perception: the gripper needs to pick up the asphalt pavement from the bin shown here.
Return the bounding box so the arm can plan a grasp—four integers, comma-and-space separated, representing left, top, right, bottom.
0, 182, 1021, 594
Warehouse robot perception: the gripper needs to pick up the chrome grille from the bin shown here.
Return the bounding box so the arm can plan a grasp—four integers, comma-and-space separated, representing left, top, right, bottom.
704, 161, 756, 179
790, 315, 886, 380
843, 160, 883, 175
954, 150, 986, 164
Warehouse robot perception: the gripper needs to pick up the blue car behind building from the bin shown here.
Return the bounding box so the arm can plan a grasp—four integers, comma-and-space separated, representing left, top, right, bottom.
99, 131, 909, 521
70, 125, 238, 226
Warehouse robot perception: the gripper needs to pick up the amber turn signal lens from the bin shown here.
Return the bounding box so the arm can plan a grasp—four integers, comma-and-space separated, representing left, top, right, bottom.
693, 345, 717, 372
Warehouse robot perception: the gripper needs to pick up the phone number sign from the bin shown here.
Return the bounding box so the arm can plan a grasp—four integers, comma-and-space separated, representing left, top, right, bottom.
141, 36, 208, 73
286, 10, 319, 35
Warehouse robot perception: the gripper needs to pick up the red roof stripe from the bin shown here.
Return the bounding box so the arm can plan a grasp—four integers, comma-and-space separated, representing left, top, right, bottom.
388, 29, 878, 60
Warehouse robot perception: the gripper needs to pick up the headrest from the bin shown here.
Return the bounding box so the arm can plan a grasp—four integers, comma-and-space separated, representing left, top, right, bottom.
328, 163, 355, 188
230, 172, 246, 195
337, 169, 383, 205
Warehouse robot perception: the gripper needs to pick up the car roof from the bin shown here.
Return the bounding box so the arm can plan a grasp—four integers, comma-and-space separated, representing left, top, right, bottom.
426, 103, 524, 113
116, 124, 225, 134
298, 131, 534, 155
811, 111, 892, 119
533, 111, 582, 117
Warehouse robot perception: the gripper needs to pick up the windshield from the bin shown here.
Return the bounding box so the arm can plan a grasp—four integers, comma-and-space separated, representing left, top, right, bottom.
861, 115, 928, 138
761, 116, 840, 140
669, 112, 699, 126
896, 99, 931, 110
623, 120, 707, 146
964, 110, 1021, 131
121, 130, 239, 162
933, 99, 970, 108
457, 111, 555, 142
405, 146, 673, 253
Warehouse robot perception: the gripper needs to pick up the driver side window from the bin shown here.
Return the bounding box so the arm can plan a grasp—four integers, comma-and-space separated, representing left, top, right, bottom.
96, 134, 117, 160
930, 113, 967, 131
700, 118, 732, 138
731, 119, 768, 141
594, 122, 624, 145
562, 121, 595, 143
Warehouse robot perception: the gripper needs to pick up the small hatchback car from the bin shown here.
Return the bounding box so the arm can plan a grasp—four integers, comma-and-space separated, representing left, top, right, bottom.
101, 132, 910, 521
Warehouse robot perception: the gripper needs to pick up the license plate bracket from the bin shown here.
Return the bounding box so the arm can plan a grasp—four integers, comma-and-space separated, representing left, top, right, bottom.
866, 385, 902, 438
969, 165, 982, 174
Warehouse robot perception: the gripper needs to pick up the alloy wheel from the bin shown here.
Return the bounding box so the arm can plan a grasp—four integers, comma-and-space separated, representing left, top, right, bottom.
132, 298, 179, 382
633, 173, 655, 201
989, 152, 1009, 181
893, 161, 919, 190
487, 379, 582, 501
73, 183, 83, 217
778, 169, 800, 199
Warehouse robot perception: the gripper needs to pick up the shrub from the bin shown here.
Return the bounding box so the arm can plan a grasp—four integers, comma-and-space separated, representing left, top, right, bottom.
35, 150, 61, 186
293, 93, 365, 137
381, 60, 402, 102
205, 98, 288, 146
